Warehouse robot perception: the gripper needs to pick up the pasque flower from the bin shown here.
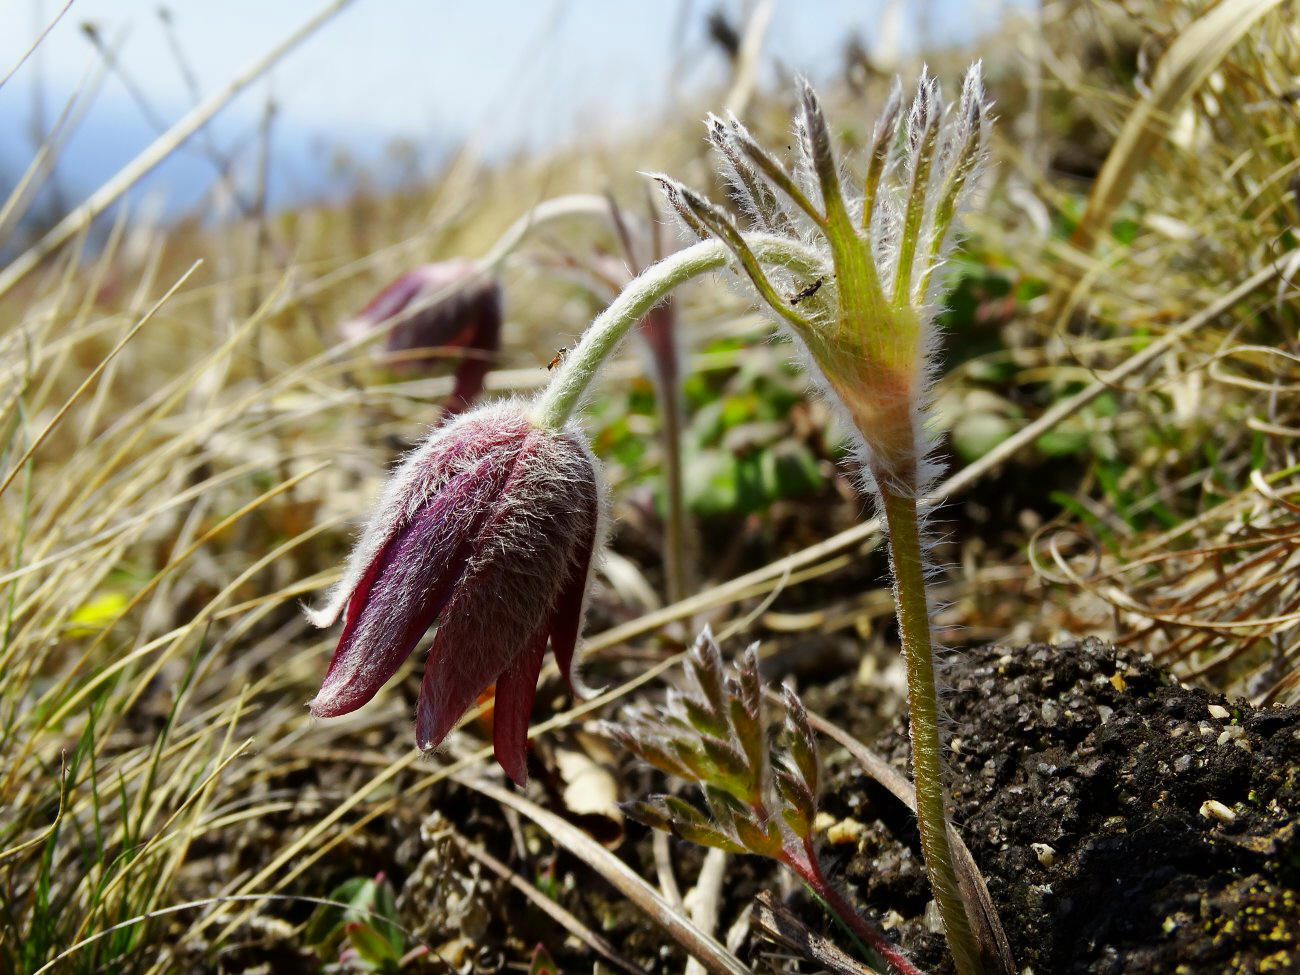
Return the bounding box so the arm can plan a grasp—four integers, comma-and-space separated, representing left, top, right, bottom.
340, 259, 503, 418
306, 401, 604, 785
526, 67, 992, 973
643, 67, 992, 975
654, 66, 987, 496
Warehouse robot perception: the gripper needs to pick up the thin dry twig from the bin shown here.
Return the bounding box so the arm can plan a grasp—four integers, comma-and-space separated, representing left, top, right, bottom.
754, 890, 882, 975
451, 771, 752, 975
457, 838, 643, 975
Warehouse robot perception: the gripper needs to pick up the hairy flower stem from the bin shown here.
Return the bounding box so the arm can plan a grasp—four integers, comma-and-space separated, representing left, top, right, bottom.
878, 483, 981, 975
532, 237, 820, 430
656, 362, 689, 603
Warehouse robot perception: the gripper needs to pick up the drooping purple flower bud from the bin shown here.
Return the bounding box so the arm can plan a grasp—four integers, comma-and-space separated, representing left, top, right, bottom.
306, 401, 605, 785
340, 259, 503, 419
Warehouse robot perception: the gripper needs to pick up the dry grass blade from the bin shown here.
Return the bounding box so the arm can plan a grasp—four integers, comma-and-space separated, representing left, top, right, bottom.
453, 771, 752, 975
753, 890, 881, 975
1043, 0, 1291, 332
722, 0, 774, 118
0, 1, 74, 89
0, 261, 200, 498
0, 0, 354, 301
1070, 0, 1284, 259
458, 838, 644, 975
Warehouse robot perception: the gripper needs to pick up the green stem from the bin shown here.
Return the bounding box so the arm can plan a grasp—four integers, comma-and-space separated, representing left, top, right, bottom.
878, 483, 982, 975
532, 236, 821, 430
657, 359, 691, 604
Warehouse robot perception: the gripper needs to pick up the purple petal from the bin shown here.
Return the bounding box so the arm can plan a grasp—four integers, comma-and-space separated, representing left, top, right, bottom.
384, 262, 500, 366
309, 457, 508, 718
415, 436, 570, 749
341, 270, 430, 341
414, 591, 534, 752
491, 625, 549, 786
546, 478, 600, 695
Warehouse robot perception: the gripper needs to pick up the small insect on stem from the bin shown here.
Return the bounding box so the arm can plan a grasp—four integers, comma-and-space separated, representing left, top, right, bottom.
547, 347, 569, 371
789, 277, 824, 305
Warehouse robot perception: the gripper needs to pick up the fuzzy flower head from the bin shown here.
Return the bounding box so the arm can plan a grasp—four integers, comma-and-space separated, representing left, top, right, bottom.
654, 64, 989, 494
307, 400, 604, 785
340, 259, 503, 418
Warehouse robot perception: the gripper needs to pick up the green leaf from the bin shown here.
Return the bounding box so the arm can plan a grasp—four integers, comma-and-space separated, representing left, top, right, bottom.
622, 798, 673, 832
951, 411, 1013, 463
303, 876, 373, 947
371, 875, 403, 954
1035, 427, 1090, 458
346, 920, 400, 968
673, 821, 747, 854
732, 810, 783, 858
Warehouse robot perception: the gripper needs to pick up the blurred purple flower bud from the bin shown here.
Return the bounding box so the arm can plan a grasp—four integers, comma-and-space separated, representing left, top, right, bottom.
306, 401, 605, 785
340, 259, 503, 418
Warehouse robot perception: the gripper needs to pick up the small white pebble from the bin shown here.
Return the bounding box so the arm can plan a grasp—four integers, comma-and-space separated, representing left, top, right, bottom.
1031, 842, 1056, 867
826, 818, 867, 846
1199, 722, 1216, 738
1199, 799, 1236, 824
923, 899, 944, 934
812, 812, 836, 833
1041, 701, 1060, 724
1207, 704, 1230, 721
1216, 726, 1244, 746
1096, 705, 1113, 724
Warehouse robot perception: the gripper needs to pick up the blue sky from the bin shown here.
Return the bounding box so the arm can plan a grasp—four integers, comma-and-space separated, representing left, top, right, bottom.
0, 0, 1024, 218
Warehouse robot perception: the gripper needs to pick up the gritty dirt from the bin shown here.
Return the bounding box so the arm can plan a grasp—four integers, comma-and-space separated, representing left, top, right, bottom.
198, 638, 1297, 975
819, 638, 1299, 975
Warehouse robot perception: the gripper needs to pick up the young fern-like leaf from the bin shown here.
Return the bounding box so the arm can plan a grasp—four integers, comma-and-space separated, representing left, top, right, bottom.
688, 628, 730, 722
683, 695, 729, 739
736, 642, 763, 720
732, 810, 783, 859
728, 696, 764, 791
622, 797, 674, 832
673, 822, 748, 855
781, 684, 820, 797
604, 636, 924, 975
774, 768, 815, 839
700, 738, 754, 800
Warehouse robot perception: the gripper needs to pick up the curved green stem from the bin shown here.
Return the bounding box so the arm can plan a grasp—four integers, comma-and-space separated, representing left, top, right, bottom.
531, 236, 821, 430
878, 483, 982, 975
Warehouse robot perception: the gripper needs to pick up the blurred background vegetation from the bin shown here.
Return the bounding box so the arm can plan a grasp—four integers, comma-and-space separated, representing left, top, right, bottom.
0, 0, 1295, 971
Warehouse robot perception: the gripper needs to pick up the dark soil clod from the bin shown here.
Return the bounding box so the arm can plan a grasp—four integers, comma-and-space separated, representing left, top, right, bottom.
824, 639, 1299, 975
